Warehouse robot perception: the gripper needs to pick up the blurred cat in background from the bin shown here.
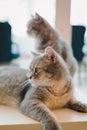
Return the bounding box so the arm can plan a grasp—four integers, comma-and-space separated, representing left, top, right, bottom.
0, 14, 85, 130
27, 13, 77, 77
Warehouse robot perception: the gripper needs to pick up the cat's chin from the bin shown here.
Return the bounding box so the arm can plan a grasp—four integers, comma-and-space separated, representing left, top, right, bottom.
30, 81, 45, 88
29, 80, 38, 87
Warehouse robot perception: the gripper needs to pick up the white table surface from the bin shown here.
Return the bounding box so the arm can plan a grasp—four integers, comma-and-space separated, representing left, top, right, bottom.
0, 105, 87, 130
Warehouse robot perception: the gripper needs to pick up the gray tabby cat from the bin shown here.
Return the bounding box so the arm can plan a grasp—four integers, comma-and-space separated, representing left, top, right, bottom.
27, 13, 77, 77
0, 47, 87, 130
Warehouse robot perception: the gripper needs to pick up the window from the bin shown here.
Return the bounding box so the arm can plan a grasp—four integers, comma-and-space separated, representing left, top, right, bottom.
0, 0, 56, 55
71, 0, 87, 54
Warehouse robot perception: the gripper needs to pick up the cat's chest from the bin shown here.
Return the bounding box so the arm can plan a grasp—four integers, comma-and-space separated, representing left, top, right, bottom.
42, 86, 72, 109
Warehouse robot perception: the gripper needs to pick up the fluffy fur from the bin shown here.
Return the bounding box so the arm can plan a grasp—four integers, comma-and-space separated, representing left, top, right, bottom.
27, 13, 77, 77
0, 14, 86, 130
0, 66, 27, 107
0, 47, 87, 130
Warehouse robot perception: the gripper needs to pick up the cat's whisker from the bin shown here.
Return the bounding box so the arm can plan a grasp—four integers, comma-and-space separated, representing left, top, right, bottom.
20, 80, 29, 87
20, 80, 29, 85
22, 81, 30, 88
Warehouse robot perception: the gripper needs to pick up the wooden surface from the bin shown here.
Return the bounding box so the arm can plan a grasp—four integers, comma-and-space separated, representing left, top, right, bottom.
0, 105, 87, 130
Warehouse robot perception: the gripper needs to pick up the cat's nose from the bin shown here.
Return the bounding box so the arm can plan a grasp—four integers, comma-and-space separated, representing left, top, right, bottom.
27, 72, 32, 80
29, 76, 32, 80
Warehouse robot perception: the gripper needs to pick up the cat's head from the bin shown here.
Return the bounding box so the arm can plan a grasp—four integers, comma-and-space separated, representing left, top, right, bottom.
27, 13, 52, 38
27, 46, 68, 87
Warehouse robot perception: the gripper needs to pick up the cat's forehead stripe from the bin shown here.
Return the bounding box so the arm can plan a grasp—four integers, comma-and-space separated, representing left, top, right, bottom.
30, 58, 41, 69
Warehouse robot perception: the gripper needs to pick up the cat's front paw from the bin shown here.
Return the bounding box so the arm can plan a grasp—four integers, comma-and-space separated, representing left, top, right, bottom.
44, 121, 62, 130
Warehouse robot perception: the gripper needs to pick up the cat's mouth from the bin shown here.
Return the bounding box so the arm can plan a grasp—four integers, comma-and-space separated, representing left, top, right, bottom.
29, 79, 39, 87
27, 26, 32, 34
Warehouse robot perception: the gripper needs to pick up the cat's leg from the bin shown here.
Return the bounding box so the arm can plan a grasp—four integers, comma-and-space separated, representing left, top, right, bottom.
20, 99, 62, 130
67, 98, 87, 112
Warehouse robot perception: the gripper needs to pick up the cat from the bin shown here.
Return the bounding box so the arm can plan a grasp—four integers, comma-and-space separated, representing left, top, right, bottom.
0, 66, 27, 107
0, 47, 87, 130
27, 13, 77, 77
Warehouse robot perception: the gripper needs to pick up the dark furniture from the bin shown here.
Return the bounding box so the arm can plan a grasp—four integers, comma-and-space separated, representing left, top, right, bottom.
71, 25, 86, 63
0, 21, 19, 63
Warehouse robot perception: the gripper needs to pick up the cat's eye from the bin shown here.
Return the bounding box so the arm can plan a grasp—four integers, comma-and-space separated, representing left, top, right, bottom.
34, 68, 39, 75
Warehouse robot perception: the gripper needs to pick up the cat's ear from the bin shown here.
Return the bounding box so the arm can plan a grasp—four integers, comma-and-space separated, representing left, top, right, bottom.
31, 51, 38, 57
34, 13, 44, 23
31, 51, 40, 57
45, 46, 57, 63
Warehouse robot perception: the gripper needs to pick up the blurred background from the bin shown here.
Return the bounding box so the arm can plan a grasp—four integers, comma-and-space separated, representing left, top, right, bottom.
0, 0, 87, 94
0, 0, 56, 67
